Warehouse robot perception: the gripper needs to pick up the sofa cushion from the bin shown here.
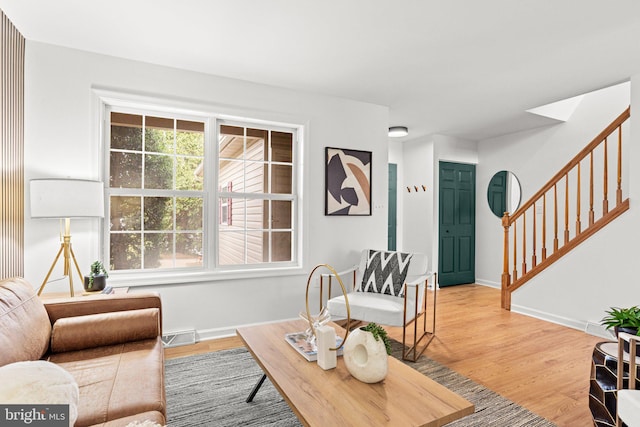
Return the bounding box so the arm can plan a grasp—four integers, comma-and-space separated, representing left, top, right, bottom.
50, 308, 160, 353
0, 277, 52, 366
327, 291, 418, 327
48, 338, 165, 427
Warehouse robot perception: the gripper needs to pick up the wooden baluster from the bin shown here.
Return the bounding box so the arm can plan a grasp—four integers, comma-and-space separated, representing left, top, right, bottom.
501, 213, 511, 309
576, 162, 581, 235
553, 184, 559, 252
617, 125, 623, 205
564, 174, 570, 245
603, 137, 609, 215
522, 211, 527, 275
589, 151, 595, 226
542, 193, 547, 261
512, 221, 518, 281
532, 203, 537, 267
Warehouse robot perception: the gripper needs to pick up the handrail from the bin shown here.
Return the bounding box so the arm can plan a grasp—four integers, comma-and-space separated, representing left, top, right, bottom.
501, 107, 631, 310
508, 107, 630, 224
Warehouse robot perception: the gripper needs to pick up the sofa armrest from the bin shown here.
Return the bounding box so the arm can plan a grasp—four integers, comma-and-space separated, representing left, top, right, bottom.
44, 292, 162, 331
50, 308, 160, 353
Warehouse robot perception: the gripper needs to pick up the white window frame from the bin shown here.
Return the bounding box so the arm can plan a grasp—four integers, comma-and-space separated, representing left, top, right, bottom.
95, 89, 305, 286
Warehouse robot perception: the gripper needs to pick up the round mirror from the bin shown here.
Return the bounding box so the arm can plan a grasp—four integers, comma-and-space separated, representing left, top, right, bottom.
487, 170, 521, 218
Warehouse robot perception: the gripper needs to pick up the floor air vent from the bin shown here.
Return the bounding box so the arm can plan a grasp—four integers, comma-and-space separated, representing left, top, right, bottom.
162, 330, 196, 347
584, 322, 614, 339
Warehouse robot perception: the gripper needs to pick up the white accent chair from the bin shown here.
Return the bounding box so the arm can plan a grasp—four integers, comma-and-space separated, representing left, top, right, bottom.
321, 249, 436, 361
617, 332, 640, 427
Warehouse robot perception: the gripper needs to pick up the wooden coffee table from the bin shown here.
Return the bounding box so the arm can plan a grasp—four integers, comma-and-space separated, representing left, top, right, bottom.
237, 319, 474, 427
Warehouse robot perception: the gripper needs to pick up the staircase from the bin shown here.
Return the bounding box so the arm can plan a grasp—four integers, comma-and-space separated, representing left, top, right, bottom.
501, 107, 631, 310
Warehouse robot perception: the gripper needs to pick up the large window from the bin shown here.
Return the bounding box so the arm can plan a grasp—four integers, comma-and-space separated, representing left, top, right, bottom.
105, 106, 298, 276
217, 123, 294, 266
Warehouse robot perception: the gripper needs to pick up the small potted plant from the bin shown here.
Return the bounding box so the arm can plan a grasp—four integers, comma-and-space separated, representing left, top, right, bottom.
360, 322, 392, 355
84, 260, 109, 292
601, 305, 640, 353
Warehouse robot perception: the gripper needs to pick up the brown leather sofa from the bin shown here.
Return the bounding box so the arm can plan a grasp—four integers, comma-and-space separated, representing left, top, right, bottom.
0, 277, 166, 426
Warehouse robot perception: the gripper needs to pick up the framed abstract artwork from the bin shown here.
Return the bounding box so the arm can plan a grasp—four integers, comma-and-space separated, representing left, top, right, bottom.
325, 147, 372, 216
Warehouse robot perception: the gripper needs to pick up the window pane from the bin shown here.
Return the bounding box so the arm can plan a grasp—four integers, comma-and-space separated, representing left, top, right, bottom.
218, 231, 245, 265
145, 116, 174, 154
176, 197, 203, 230
144, 154, 173, 189
177, 156, 203, 190
110, 196, 141, 231
246, 231, 263, 263
110, 152, 142, 188
244, 161, 266, 193
110, 233, 141, 270
272, 231, 292, 261
111, 113, 142, 151
226, 198, 245, 230
246, 128, 266, 161
219, 125, 244, 160
219, 159, 244, 192
177, 233, 202, 267
144, 197, 173, 230
245, 199, 263, 230
272, 164, 292, 194
144, 232, 173, 269
272, 200, 292, 229
272, 131, 292, 163
176, 120, 204, 156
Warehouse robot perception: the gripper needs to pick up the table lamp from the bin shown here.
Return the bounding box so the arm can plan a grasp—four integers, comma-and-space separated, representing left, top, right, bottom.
30, 179, 104, 297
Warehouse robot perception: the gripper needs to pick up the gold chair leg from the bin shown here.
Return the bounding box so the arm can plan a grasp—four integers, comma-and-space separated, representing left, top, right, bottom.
402, 273, 437, 362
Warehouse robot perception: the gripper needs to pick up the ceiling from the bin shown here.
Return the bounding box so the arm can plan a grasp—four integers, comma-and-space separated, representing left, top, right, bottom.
2, 0, 640, 141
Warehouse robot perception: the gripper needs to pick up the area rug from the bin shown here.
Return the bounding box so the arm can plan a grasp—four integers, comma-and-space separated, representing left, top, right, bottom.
165, 341, 556, 426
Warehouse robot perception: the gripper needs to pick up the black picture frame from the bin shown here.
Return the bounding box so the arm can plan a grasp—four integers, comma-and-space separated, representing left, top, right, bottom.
325, 147, 372, 216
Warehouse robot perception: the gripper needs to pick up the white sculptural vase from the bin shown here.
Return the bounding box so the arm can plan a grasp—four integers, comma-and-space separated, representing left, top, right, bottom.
343, 328, 388, 383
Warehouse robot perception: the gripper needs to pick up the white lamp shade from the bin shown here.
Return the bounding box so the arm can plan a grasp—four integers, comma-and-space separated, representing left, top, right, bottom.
30, 179, 104, 218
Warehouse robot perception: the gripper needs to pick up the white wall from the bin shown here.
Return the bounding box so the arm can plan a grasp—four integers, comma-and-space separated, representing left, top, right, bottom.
476, 81, 638, 331
397, 134, 477, 276
23, 42, 389, 339
401, 136, 434, 257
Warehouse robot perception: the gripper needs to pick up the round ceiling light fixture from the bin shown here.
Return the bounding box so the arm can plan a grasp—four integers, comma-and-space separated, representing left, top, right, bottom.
388, 126, 409, 138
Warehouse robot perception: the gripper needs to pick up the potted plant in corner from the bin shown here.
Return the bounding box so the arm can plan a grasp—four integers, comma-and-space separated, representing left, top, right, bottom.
601, 305, 640, 353
83, 260, 109, 292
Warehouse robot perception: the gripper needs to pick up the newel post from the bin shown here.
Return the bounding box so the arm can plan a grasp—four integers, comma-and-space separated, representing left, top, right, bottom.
501, 212, 511, 310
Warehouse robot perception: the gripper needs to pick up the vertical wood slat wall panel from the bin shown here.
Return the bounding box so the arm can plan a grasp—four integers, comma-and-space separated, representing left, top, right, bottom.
0, 10, 25, 280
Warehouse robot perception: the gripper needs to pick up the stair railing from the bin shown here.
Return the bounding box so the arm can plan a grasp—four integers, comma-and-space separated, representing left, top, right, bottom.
501, 107, 631, 309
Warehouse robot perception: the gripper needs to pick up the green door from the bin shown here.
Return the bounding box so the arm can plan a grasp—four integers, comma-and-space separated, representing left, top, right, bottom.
438, 162, 476, 286
388, 163, 397, 251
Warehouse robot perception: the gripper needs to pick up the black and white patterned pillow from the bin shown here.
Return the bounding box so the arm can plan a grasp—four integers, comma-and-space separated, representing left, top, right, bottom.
358, 250, 413, 297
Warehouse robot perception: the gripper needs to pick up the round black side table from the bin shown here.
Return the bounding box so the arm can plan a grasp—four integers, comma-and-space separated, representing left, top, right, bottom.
590, 341, 640, 427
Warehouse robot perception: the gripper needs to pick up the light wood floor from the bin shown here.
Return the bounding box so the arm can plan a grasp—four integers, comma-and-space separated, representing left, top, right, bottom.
165, 284, 605, 427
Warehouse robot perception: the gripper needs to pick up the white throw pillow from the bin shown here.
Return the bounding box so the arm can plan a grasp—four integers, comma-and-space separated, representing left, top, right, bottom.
0, 360, 79, 427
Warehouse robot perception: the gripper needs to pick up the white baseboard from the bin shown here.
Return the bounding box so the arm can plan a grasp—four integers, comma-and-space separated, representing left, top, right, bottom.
194, 316, 300, 342
474, 280, 614, 339
511, 304, 614, 339
474, 279, 500, 289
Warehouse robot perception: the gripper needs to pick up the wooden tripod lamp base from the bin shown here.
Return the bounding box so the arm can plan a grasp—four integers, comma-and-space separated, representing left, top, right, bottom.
37, 220, 84, 298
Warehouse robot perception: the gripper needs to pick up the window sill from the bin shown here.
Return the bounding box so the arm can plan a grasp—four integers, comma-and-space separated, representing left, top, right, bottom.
107, 265, 305, 287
